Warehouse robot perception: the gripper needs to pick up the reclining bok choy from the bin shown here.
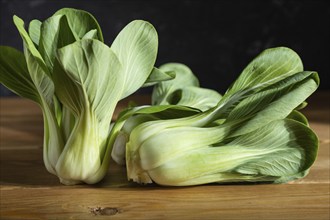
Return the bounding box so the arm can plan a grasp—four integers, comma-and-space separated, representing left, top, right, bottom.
111, 48, 319, 186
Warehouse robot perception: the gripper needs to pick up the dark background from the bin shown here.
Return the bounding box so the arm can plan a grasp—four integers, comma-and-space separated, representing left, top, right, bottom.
1, 0, 329, 96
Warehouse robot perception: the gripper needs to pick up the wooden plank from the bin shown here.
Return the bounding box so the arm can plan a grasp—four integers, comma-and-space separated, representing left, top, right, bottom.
1, 184, 329, 220
0, 92, 329, 219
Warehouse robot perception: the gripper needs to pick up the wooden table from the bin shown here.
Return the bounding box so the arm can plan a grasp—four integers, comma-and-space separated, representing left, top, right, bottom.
1, 92, 329, 220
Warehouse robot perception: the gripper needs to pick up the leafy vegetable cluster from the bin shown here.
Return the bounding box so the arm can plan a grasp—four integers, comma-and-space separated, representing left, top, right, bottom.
0, 8, 169, 185
0, 8, 319, 186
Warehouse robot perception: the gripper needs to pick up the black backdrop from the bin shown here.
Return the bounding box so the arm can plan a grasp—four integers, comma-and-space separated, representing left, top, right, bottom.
1, 0, 329, 96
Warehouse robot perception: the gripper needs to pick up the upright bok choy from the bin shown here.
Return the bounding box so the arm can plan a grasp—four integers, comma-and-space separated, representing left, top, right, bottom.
112, 47, 319, 186
0, 8, 161, 185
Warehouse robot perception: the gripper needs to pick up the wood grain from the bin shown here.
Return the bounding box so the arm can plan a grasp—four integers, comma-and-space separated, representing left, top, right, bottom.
0, 92, 329, 220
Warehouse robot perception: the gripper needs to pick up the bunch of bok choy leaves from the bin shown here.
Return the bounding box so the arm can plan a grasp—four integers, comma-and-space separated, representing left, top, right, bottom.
0, 8, 172, 185
111, 47, 319, 186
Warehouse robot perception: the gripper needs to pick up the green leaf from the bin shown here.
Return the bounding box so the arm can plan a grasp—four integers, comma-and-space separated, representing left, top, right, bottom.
150, 63, 221, 111
152, 63, 199, 105
142, 67, 176, 87
38, 14, 76, 71
295, 101, 308, 110
197, 48, 311, 125
82, 29, 98, 39
225, 47, 303, 96
111, 20, 158, 99
23, 44, 54, 106
167, 87, 222, 111
119, 104, 200, 123
224, 71, 319, 137
233, 119, 318, 183
0, 46, 39, 103
287, 110, 309, 126
28, 19, 42, 46
54, 8, 103, 42
13, 15, 49, 75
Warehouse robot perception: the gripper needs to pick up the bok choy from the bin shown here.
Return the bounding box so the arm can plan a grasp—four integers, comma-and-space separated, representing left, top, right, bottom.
0, 8, 319, 187
0, 8, 165, 185
111, 47, 319, 186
